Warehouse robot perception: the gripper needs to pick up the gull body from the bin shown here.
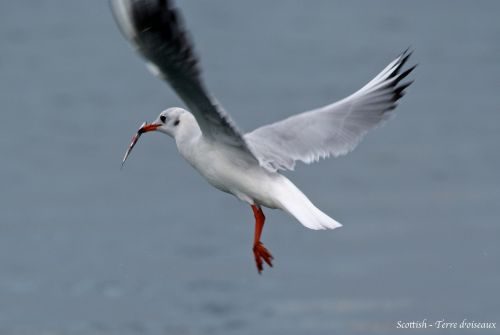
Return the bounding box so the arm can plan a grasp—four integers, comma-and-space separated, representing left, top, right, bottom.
112, 0, 415, 272
156, 107, 338, 228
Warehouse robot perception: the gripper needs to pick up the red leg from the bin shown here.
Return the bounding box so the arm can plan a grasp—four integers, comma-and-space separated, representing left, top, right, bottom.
251, 204, 274, 274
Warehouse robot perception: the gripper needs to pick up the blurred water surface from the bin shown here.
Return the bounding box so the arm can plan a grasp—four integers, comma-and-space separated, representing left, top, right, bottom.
1, 1, 499, 334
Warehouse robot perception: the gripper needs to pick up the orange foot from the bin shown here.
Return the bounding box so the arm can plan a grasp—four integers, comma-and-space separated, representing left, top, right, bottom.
253, 242, 274, 274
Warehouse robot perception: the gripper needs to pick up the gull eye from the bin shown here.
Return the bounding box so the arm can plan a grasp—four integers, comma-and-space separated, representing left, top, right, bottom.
174, 119, 180, 126
160, 115, 166, 123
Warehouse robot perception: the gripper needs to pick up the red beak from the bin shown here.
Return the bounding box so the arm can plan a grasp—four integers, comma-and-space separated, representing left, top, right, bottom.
121, 122, 161, 168
138, 123, 161, 134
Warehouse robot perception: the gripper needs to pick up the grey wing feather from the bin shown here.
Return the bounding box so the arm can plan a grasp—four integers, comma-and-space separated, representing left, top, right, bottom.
245, 50, 416, 171
110, 0, 253, 152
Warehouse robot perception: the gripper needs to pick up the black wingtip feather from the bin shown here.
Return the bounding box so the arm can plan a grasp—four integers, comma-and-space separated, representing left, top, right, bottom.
394, 80, 413, 98
389, 49, 413, 79
395, 64, 416, 85
129, 0, 202, 79
389, 49, 416, 103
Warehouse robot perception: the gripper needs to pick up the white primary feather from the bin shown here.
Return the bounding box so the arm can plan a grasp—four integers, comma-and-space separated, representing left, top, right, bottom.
110, 0, 136, 41
245, 50, 415, 172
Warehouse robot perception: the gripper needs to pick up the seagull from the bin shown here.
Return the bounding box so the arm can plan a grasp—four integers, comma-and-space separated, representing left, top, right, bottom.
111, 0, 415, 273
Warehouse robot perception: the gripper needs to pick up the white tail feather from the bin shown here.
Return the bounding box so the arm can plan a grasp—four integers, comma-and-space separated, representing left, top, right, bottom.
275, 178, 342, 230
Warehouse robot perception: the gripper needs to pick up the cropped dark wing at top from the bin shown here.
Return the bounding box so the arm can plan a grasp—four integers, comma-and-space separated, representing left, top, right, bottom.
245, 50, 416, 172
110, 0, 254, 152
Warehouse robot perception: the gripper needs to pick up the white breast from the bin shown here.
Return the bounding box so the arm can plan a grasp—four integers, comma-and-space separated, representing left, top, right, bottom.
177, 136, 282, 208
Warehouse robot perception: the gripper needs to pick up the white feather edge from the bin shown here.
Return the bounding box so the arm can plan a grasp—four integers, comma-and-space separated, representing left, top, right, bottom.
110, 0, 137, 42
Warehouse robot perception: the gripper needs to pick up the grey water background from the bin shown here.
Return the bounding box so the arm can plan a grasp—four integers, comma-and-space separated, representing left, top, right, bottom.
1, 1, 499, 334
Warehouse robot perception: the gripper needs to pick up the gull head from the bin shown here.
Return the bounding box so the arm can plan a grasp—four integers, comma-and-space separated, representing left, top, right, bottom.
154, 107, 189, 138
121, 107, 191, 167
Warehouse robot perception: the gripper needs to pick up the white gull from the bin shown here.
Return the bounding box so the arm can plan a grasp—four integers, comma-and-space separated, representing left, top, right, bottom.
111, 0, 415, 273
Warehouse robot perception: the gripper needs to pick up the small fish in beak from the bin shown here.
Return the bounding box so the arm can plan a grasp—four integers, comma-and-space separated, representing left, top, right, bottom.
121, 121, 160, 168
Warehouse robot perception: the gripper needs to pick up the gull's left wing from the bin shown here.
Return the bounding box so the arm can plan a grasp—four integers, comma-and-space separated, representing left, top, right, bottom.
110, 0, 255, 153
245, 50, 416, 171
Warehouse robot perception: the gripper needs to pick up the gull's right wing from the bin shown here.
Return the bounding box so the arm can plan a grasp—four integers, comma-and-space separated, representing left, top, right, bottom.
111, 0, 255, 153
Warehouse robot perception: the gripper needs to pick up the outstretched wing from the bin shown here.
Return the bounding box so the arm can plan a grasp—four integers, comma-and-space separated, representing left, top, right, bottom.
110, 0, 253, 151
245, 50, 416, 171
